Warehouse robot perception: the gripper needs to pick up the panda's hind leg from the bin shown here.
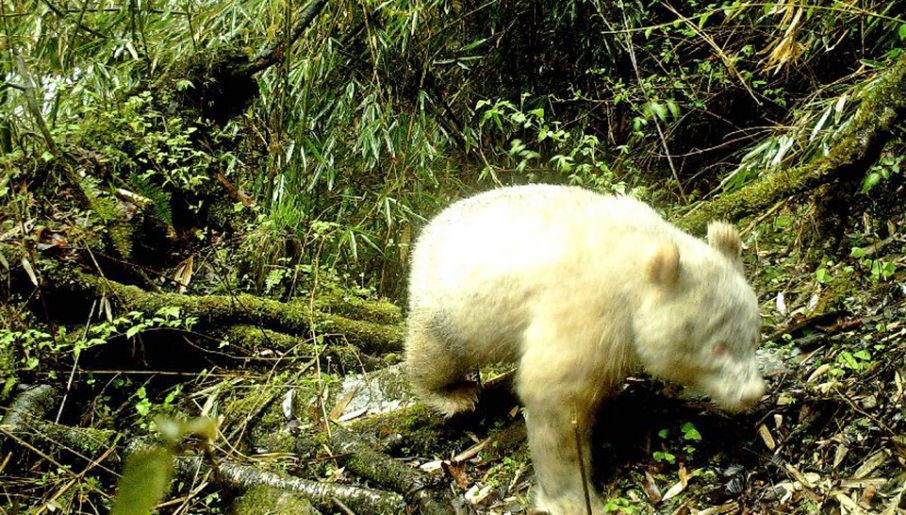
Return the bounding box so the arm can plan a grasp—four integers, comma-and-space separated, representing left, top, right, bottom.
404, 315, 479, 417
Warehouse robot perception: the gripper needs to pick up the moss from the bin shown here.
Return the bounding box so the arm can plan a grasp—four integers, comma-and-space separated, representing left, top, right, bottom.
330, 425, 451, 514
1, 385, 56, 427
32, 420, 118, 457
250, 406, 300, 455
313, 289, 403, 325
312, 313, 404, 355
221, 382, 299, 455
231, 485, 321, 515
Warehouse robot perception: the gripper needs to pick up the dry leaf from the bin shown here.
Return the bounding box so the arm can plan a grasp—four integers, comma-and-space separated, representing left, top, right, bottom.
419, 460, 445, 474
833, 444, 850, 468
443, 460, 470, 489
642, 470, 663, 503
807, 364, 830, 383
663, 464, 691, 501
758, 424, 777, 451
880, 482, 906, 515
336, 406, 368, 423
662, 479, 687, 502
328, 385, 358, 421
839, 478, 887, 490
852, 450, 888, 479
695, 503, 739, 515
464, 484, 493, 505
36, 230, 68, 251
783, 462, 818, 490
835, 492, 861, 512
281, 389, 295, 419
678, 464, 693, 484
21, 257, 38, 286
894, 371, 903, 402
860, 484, 879, 507
776, 292, 787, 315
173, 256, 194, 294
102, 295, 113, 322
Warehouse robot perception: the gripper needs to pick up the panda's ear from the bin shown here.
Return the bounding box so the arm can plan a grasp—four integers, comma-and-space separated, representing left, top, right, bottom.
646, 241, 680, 287
707, 221, 742, 262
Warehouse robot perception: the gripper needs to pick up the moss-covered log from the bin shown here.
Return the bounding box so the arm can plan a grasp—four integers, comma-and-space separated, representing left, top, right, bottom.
348, 374, 523, 458
177, 455, 405, 514
330, 425, 452, 515
47, 270, 404, 355
1, 384, 56, 429
231, 485, 322, 515
678, 52, 906, 233
311, 290, 402, 326
2, 387, 118, 466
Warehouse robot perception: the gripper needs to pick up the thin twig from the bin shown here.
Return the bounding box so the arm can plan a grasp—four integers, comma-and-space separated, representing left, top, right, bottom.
36, 441, 118, 514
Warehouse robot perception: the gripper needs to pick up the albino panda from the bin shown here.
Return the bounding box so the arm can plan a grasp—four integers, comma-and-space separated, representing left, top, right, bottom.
405, 184, 765, 514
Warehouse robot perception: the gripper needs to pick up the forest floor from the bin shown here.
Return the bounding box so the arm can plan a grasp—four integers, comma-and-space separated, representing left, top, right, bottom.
2, 191, 904, 515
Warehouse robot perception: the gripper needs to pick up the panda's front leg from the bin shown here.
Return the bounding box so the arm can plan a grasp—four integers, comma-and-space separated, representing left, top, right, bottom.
516, 320, 610, 515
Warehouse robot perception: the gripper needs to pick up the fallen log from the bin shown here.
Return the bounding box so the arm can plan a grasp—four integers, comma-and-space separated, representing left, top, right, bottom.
231, 485, 322, 515
45, 269, 404, 355
177, 455, 405, 514
0, 386, 406, 514
0, 384, 55, 429
330, 425, 453, 515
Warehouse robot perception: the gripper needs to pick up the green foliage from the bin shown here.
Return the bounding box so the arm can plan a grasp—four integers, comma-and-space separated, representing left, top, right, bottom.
680, 422, 702, 442
828, 345, 875, 378
0, 306, 196, 382
655, 421, 703, 464
78, 175, 134, 257
861, 154, 903, 193
652, 450, 677, 464
128, 172, 174, 225
475, 96, 639, 195
3, 0, 904, 296
815, 267, 831, 284
848, 247, 898, 283
602, 496, 638, 513
60, 91, 217, 198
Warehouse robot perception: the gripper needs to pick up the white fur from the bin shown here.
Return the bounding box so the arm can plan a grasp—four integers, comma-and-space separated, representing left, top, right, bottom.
405, 184, 765, 514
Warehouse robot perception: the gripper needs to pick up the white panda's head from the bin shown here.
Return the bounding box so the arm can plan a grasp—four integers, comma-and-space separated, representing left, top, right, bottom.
631, 222, 766, 412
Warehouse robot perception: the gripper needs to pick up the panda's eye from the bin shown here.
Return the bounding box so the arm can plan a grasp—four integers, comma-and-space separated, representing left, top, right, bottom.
713, 342, 728, 357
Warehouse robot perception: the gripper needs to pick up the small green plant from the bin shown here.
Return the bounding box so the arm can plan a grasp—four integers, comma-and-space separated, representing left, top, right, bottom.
831, 349, 873, 376
602, 496, 637, 513
653, 450, 677, 464
861, 154, 903, 193
0, 306, 196, 386
849, 247, 897, 283
654, 422, 703, 464
815, 267, 831, 284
